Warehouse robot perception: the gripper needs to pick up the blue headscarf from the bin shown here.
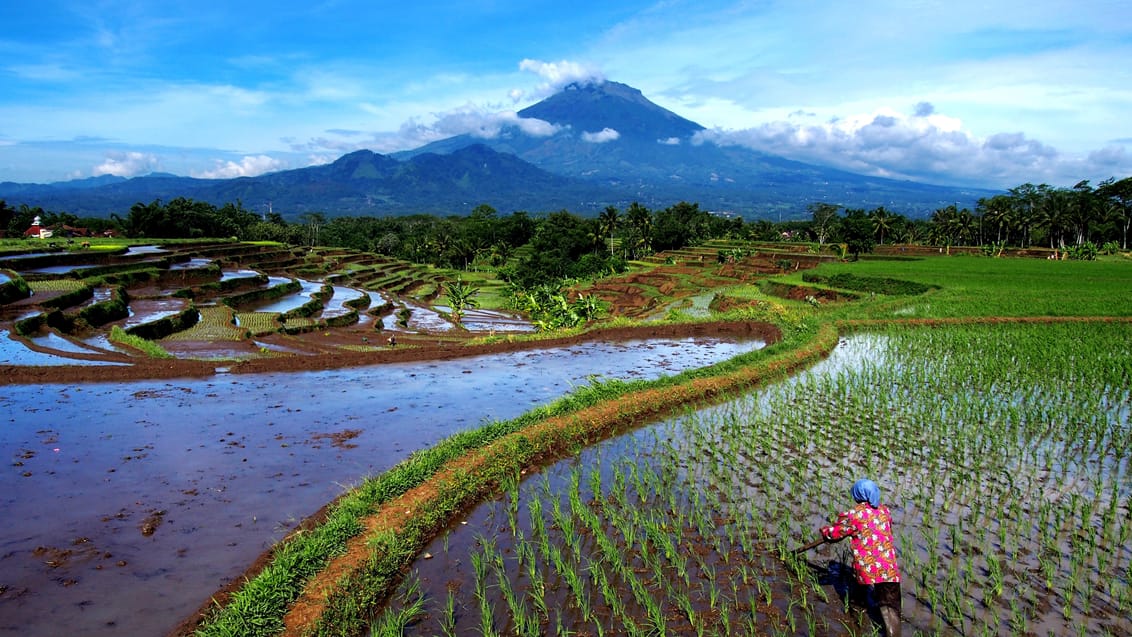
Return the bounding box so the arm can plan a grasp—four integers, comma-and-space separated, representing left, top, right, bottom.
851, 478, 881, 508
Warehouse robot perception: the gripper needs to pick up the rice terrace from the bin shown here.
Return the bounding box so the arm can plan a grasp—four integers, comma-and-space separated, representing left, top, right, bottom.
2, 238, 1131, 637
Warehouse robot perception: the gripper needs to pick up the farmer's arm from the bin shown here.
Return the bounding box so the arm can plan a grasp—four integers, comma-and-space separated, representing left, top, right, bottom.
820, 513, 857, 542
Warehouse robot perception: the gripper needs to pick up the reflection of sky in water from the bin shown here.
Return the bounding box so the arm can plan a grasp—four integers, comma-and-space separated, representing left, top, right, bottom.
122, 245, 167, 255
80, 333, 131, 355
120, 309, 182, 329
0, 271, 9, 283
28, 332, 105, 355
0, 330, 127, 366
454, 307, 535, 332
219, 269, 259, 281
391, 299, 454, 332
324, 285, 365, 318
243, 278, 313, 313
169, 258, 213, 270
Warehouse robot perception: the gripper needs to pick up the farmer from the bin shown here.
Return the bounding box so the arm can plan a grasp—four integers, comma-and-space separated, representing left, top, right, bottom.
820, 478, 902, 637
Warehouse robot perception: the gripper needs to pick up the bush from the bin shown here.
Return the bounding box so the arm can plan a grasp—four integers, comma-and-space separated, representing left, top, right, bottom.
1066, 241, 1098, 261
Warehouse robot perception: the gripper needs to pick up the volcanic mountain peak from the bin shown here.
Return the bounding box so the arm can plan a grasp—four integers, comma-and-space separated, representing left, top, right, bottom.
518, 80, 704, 142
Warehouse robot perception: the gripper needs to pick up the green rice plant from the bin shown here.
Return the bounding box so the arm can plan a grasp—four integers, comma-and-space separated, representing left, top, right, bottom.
164, 305, 247, 341
109, 325, 173, 358
370, 574, 426, 636
28, 279, 87, 293
235, 311, 282, 336
439, 590, 457, 637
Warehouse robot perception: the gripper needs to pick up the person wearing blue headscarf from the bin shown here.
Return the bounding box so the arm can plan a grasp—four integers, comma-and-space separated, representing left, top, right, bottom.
851, 478, 881, 508
819, 478, 902, 637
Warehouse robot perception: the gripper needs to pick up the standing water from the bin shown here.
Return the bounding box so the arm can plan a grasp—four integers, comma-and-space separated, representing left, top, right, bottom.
0, 336, 764, 637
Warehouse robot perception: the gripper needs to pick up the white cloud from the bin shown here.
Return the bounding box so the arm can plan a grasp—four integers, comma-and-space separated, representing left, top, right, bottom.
582, 128, 620, 144
518, 59, 604, 97
694, 103, 1132, 188
193, 155, 288, 179
93, 151, 159, 177
658, 137, 681, 145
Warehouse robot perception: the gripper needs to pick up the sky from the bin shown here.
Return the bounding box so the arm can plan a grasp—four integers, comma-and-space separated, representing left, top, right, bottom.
1, 0, 1130, 190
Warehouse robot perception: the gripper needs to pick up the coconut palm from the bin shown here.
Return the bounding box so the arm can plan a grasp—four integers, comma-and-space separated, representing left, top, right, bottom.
599, 206, 620, 257
868, 206, 892, 245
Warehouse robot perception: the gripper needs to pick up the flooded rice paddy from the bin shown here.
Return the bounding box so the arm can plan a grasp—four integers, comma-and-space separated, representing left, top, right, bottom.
0, 335, 764, 637
377, 324, 1132, 637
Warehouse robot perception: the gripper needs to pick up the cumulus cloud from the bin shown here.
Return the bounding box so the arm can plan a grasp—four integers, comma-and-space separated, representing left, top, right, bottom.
422, 107, 561, 141
692, 104, 1131, 188
93, 151, 159, 177
659, 137, 681, 145
518, 59, 604, 98
582, 128, 621, 143
297, 105, 562, 156
193, 155, 288, 179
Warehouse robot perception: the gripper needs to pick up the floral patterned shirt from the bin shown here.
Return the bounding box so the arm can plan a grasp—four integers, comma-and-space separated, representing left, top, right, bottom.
820, 502, 901, 585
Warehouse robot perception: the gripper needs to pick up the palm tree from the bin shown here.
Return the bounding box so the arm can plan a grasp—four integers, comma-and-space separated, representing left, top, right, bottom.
598, 206, 620, 257
929, 205, 960, 250
625, 202, 653, 257
868, 206, 892, 245
1069, 180, 1099, 246
978, 195, 1013, 244
1040, 187, 1073, 248
1098, 176, 1132, 249
956, 208, 977, 245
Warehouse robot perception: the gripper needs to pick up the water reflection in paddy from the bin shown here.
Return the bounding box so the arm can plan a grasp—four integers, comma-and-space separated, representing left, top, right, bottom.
0, 330, 128, 366
0, 335, 764, 637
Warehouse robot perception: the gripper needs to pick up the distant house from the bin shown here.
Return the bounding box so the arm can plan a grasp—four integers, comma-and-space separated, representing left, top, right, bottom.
23, 216, 53, 239
60, 224, 92, 238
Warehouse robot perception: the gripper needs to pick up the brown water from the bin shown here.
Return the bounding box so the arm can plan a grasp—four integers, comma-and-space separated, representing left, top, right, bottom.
0, 336, 763, 637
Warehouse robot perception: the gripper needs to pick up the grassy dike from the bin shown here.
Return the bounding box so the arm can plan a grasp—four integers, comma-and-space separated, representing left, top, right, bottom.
189, 311, 833, 637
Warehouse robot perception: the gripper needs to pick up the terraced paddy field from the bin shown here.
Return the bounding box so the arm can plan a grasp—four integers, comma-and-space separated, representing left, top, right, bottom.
3, 239, 1131, 637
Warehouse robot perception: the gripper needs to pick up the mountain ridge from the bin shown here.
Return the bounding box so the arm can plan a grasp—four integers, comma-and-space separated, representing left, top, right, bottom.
0, 81, 997, 220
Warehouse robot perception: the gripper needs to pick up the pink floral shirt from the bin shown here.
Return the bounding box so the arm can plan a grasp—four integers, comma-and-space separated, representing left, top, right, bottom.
820, 502, 901, 585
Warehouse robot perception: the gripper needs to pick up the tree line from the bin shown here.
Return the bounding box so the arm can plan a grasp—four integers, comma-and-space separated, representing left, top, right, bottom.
3, 175, 1129, 279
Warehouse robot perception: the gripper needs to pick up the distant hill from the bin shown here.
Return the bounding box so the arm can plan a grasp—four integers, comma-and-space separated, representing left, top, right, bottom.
0, 81, 997, 220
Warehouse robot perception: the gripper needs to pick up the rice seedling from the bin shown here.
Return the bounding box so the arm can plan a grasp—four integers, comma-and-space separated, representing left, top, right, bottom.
163, 304, 246, 341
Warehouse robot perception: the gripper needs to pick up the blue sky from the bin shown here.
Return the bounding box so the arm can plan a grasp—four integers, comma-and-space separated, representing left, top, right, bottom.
1, 0, 1130, 190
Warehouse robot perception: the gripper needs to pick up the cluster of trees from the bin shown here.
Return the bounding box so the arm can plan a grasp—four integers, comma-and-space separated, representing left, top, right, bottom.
250, 201, 741, 288
4, 175, 1129, 279
814, 177, 1132, 256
